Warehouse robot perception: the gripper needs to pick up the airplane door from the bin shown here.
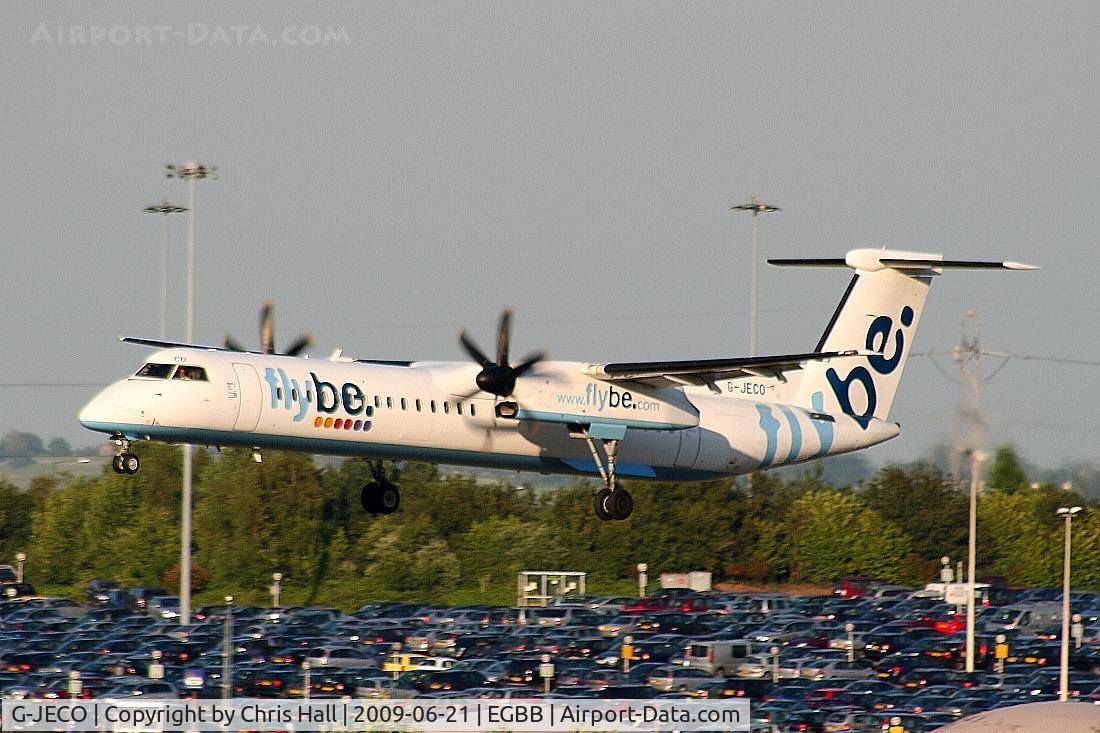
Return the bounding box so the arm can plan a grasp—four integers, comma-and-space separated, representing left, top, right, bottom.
232, 363, 262, 431
674, 427, 700, 467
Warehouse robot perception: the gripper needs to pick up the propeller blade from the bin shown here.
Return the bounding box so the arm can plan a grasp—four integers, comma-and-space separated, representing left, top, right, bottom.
459, 329, 492, 367
224, 334, 246, 352
512, 350, 547, 377
260, 301, 275, 354
283, 333, 313, 357
496, 307, 513, 366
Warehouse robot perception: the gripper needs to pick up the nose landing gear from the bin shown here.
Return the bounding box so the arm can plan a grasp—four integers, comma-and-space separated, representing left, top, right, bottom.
110, 436, 140, 475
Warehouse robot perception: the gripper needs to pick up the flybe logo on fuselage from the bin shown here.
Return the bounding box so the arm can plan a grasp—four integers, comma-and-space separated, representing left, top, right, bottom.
263, 367, 367, 423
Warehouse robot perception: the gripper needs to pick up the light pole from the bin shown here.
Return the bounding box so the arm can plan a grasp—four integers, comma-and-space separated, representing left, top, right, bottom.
731, 195, 780, 356
637, 563, 648, 599
845, 622, 855, 663
965, 449, 986, 673
166, 160, 218, 627
1058, 505, 1083, 702
222, 595, 234, 700
142, 198, 188, 339
271, 572, 283, 608
15, 552, 25, 583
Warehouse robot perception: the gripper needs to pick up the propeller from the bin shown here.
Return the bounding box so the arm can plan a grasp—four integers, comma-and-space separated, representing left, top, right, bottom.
224, 301, 313, 356
458, 308, 546, 398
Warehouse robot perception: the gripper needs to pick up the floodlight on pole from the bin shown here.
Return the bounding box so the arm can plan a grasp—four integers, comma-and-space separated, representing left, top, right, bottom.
166, 160, 218, 628
1057, 505, 1083, 702
731, 195, 779, 356
166, 161, 219, 343
15, 552, 26, 584
142, 198, 188, 340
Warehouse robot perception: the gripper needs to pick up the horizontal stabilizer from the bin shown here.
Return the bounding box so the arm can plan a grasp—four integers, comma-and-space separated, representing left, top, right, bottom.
770, 252, 1038, 272
879, 258, 1039, 270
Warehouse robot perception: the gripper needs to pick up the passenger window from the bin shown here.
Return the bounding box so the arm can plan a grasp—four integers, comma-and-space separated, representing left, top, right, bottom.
291, 388, 298, 402
415, 399, 422, 412
400, 398, 407, 410
306, 390, 313, 403
456, 403, 463, 416
430, 400, 436, 413
443, 402, 449, 415
366, 405, 374, 417
277, 387, 283, 401
470, 404, 477, 417
374, 396, 381, 408
135, 363, 174, 379
386, 397, 393, 409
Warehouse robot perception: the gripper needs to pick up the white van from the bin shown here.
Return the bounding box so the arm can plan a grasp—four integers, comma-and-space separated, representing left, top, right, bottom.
984, 603, 1062, 633
683, 640, 756, 676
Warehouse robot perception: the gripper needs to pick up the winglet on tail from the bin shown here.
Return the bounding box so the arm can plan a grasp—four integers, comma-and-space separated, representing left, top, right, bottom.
769, 249, 1037, 426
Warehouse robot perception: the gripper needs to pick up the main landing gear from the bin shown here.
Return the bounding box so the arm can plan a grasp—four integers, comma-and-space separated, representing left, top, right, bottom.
361, 461, 400, 515
581, 432, 632, 521
110, 436, 140, 475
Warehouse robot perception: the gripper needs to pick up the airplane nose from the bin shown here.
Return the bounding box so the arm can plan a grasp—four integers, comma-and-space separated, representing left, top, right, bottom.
78, 390, 113, 431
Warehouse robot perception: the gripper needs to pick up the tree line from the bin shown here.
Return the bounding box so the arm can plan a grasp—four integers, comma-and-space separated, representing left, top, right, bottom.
2, 443, 1097, 609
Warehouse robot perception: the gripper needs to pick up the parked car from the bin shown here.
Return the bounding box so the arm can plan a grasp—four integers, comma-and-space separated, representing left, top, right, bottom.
645, 665, 721, 692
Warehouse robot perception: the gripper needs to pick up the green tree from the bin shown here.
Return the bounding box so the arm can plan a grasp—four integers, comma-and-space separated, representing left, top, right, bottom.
0, 480, 33, 563
786, 490, 911, 582
860, 464, 967, 564
357, 517, 461, 600
0, 431, 45, 459
976, 489, 1060, 585
985, 446, 1029, 493
194, 448, 329, 601
46, 438, 72, 456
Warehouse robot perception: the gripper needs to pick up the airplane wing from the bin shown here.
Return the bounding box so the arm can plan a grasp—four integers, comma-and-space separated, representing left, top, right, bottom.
120, 337, 224, 350
582, 350, 861, 390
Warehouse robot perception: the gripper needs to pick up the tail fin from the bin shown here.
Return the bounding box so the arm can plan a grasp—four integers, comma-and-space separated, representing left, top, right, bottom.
771, 249, 1036, 425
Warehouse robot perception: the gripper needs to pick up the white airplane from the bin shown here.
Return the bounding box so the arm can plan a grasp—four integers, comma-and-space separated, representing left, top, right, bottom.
79, 248, 1034, 521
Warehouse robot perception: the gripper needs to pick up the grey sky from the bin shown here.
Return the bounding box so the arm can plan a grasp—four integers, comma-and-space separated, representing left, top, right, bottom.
3, 2, 1098, 468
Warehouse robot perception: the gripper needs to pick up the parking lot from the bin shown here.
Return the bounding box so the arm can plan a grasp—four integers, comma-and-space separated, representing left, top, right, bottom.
2, 581, 1100, 732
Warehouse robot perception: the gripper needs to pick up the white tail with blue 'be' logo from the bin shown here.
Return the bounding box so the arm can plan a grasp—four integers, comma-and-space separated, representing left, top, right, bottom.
771, 249, 1037, 427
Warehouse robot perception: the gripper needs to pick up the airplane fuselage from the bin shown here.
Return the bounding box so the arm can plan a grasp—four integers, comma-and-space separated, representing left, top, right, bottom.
79, 347, 899, 481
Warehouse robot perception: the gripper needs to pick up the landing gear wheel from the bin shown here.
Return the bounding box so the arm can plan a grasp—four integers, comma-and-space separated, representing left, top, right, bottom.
608, 489, 633, 520
122, 454, 140, 474
377, 484, 400, 514
112, 455, 126, 474
595, 489, 613, 521
361, 482, 382, 513
361, 482, 400, 514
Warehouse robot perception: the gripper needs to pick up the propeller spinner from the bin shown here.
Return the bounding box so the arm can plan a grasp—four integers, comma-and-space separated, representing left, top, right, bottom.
458, 308, 545, 398
224, 301, 313, 356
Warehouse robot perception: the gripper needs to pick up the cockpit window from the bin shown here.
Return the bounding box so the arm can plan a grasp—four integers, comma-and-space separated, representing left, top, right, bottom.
135, 363, 174, 379
172, 365, 208, 381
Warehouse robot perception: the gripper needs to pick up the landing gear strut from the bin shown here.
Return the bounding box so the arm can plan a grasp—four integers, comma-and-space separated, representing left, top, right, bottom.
582, 433, 632, 521
110, 436, 140, 475
360, 461, 399, 515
